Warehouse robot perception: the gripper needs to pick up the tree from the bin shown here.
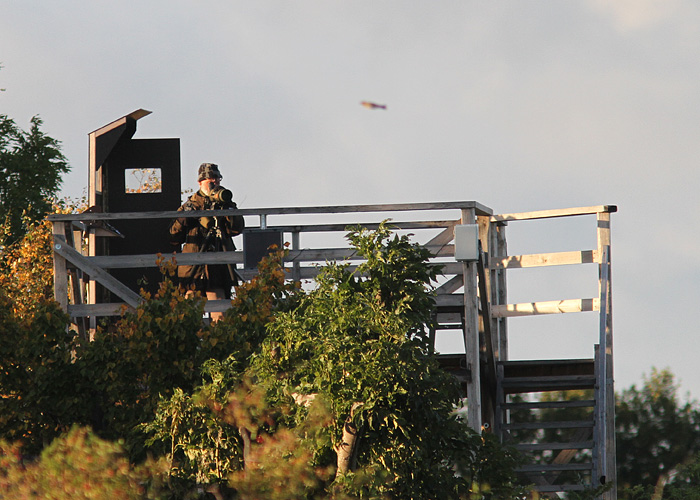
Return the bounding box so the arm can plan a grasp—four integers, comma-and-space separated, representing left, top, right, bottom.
0, 199, 84, 317
246, 224, 526, 499
1, 221, 530, 498
144, 225, 529, 498
616, 368, 700, 498
0, 113, 69, 245
0, 426, 166, 499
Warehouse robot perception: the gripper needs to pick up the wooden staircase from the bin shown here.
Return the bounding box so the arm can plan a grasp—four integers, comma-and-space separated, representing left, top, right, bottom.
497, 358, 600, 495
434, 205, 616, 498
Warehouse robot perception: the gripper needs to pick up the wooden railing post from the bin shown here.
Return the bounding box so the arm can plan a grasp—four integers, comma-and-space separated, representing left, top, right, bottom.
597, 211, 616, 500
461, 207, 482, 432
52, 221, 69, 313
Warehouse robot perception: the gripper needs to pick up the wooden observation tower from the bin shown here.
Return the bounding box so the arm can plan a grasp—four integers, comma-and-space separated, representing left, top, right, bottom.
50, 111, 617, 498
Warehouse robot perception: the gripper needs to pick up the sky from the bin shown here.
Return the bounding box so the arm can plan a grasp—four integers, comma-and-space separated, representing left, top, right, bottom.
2, 1, 700, 399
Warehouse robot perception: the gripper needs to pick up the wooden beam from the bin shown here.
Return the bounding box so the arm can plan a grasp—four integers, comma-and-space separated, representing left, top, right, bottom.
262, 220, 460, 234
490, 250, 599, 270
492, 205, 616, 223
434, 275, 463, 295
48, 201, 493, 222
68, 303, 131, 317
52, 222, 69, 312
492, 298, 599, 318
515, 441, 594, 452
461, 207, 482, 432
85, 244, 457, 270
53, 236, 142, 307
424, 222, 457, 248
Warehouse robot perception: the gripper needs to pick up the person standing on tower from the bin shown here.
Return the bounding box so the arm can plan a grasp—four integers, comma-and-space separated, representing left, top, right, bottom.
169, 163, 244, 321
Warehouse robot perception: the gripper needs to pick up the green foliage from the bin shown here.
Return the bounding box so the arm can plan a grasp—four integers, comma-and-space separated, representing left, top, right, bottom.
616, 368, 700, 494
0, 291, 84, 455
140, 249, 301, 488
0, 114, 69, 245
664, 455, 700, 499
224, 383, 339, 500
75, 273, 207, 457
0, 426, 167, 499
0, 197, 86, 317
249, 223, 527, 499
0, 219, 530, 498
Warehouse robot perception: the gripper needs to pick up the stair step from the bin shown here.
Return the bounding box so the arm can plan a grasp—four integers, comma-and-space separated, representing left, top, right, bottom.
503, 399, 595, 410
436, 354, 470, 384
501, 374, 596, 393
504, 420, 593, 431
535, 484, 587, 493
514, 441, 594, 452
517, 463, 593, 473
500, 358, 595, 378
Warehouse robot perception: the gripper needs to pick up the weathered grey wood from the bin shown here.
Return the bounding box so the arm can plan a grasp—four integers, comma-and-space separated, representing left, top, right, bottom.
89, 252, 243, 269
48, 201, 493, 222
492, 205, 617, 223
515, 441, 594, 451
263, 220, 460, 233
434, 275, 463, 295
535, 484, 587, 493
492, 298, 599, 318
597, 209, 616, 500
53, 236, 142, 307
477, 245, 497, 428
461, 207, 482, 432
84, 245, 458, 270
493, 222, 508, 362
68, 299, 235, 317
490, 250, 599, 270
502, 374, 596, 385
68, 303, 131, 317
517, 463, 593, 472
504, 420, 593, 430
52, 222, 69, 312
436, 294, 464, 308
503, 400, 595, 410
425, 222, 457, 248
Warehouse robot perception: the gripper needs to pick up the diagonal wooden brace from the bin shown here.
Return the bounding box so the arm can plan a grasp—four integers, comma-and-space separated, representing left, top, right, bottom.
53, 235, 142, 308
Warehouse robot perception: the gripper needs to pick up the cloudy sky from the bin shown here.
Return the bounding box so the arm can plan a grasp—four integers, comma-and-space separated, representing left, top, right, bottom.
2, 1, 700, 398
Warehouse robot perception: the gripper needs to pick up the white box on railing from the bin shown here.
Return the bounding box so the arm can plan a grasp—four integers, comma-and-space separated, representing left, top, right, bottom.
454, 224, 479, 262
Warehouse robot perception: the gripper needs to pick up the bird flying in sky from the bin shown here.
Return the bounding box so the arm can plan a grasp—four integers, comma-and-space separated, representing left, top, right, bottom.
360, 101, 387, 110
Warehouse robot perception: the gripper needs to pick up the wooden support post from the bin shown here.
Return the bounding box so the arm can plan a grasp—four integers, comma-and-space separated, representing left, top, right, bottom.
52, 221, 69, 313
597, 211, 616, 500
292, 231, 301, 282
461, 208, 482, 432
494, 223, 508, 361
477, 214, 496, 429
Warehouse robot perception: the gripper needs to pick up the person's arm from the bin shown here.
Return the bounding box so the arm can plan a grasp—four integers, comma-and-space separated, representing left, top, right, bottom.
224, 201, 245, 236
169, 202, 195, 245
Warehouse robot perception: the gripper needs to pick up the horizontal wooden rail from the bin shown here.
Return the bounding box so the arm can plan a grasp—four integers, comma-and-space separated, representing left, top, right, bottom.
504, 420, 594, 431
514, 441, 594, 452
70, 245, 462, 270
254, 220, 459, 233
492, 298, 600, 318
492, 205, 616, 223
503, 400, 595, 410
517, 463, 593, 472
54, 236, 142, 307
490, 250, 599, 270
48, 200, 492, 222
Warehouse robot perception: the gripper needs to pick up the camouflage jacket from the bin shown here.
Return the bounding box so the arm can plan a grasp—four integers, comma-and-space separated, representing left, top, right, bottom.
168, 190, 245, 282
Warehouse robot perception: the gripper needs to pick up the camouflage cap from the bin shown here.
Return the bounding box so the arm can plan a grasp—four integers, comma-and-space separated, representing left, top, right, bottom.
197, 163, 222, 182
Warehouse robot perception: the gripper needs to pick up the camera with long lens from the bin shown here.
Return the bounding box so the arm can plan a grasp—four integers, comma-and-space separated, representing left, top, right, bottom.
207, 186, 234, 205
